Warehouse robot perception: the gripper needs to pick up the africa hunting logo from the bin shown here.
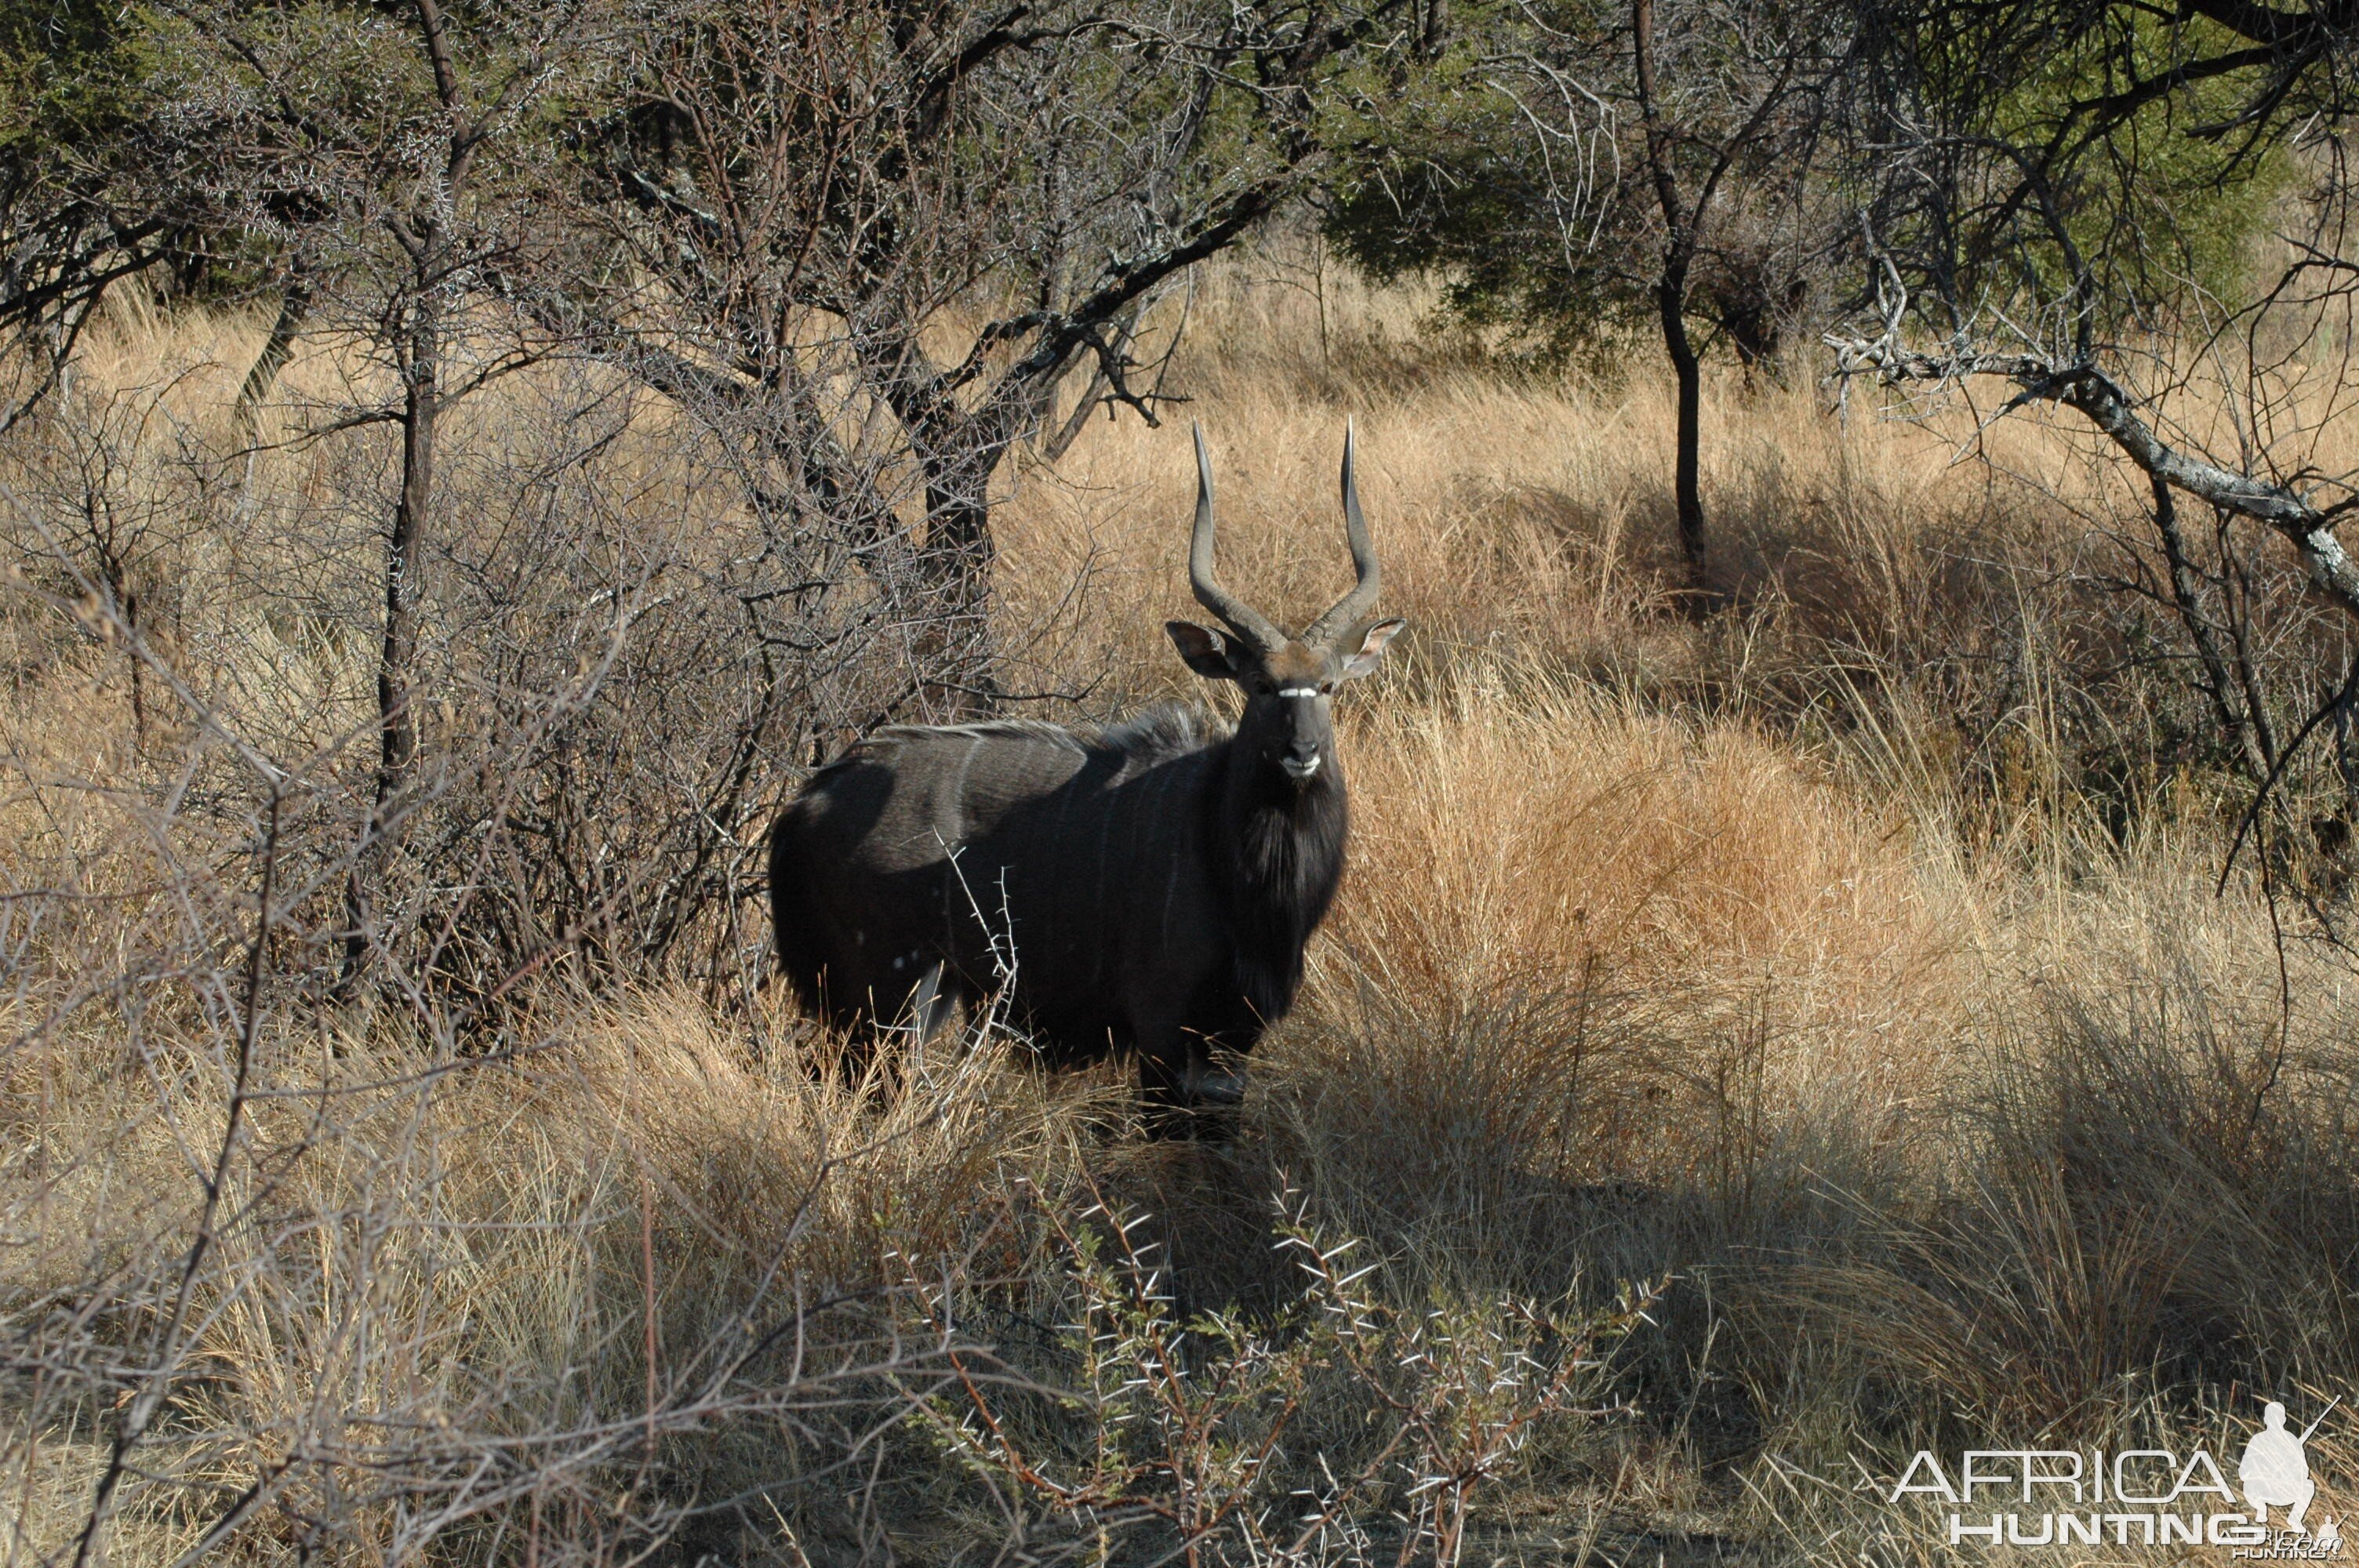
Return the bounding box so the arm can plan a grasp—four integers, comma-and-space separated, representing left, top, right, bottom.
1881, 1398, 2344, 1557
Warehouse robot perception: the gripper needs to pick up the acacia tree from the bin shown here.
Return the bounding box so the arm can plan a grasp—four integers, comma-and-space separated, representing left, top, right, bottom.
1825, 0, 2359, 848
1836, 0, 2324, 337
1325, 0, 1850, 604
543, 0, 1411, 710
0, 0, 205, 428
1630, 0, 1841, 601
140, 0, 594, 992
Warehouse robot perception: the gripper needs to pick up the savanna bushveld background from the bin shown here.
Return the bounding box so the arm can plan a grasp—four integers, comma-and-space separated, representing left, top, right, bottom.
6, 0, 2359, 1562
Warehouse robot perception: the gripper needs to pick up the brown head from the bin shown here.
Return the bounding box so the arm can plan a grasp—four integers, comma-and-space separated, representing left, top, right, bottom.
1167, 423, 1406, 788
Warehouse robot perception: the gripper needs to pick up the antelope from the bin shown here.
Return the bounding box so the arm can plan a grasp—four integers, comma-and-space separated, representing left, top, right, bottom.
768, 424, 1404, 1129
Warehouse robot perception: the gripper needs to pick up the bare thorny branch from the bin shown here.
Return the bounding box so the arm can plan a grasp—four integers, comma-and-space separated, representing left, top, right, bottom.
911, 1178, 1653, 1568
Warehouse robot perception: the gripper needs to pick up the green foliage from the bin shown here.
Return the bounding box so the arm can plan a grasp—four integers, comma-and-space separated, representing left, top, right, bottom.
1321, 0, 2296, 358
1321, 20, 1652, 359
0, 0, 149, 129
1916, 5, 2296, 318
0, 0, 159, 192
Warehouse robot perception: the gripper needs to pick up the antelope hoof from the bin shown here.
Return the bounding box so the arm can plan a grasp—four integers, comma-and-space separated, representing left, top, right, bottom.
1190, 1069, 1247, 1108
1178, 1070, 1248, 1142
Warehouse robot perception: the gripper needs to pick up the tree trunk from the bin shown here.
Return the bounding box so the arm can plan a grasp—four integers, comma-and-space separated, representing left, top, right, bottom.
380, 319, 437, 798
1656, 254, 1710, 606
918, 461, 999, 717
1634, 0, 1717, 613
340, 296, 440, 991
232, 263, 311, 444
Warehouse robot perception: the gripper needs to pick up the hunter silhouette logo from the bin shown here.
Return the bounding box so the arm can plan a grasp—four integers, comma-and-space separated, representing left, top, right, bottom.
2232, 1398, 2343, 1560
1881, 1396, 2344, 1555
2240, 1402, 2321, 1530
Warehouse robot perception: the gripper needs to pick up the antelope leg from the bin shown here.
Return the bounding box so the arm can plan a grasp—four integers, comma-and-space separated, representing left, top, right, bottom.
1135, 1020, 1244, 1139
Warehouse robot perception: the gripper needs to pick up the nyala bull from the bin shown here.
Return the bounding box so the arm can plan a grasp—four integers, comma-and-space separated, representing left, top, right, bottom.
768, 425, 1403, 1130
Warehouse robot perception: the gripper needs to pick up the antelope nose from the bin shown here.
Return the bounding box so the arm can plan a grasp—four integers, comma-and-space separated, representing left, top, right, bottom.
1279, 744, 1321, 780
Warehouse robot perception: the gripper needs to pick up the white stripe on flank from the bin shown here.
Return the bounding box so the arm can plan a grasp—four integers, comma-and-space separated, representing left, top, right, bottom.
943, 736, 982, 846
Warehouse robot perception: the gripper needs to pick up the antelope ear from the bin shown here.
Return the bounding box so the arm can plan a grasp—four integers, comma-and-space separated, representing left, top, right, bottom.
1339, 617, 1406, 680
1167, 621, 1243, 681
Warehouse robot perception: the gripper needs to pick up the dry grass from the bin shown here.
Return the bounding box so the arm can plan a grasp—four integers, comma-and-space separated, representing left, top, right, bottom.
5, 249, 2359, 1563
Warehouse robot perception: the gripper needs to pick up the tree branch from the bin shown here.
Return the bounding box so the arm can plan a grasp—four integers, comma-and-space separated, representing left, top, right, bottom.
1827, 332, 2359, 621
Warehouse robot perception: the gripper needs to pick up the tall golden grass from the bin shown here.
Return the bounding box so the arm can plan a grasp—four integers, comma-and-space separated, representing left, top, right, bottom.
4, 252, 2356, 1563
